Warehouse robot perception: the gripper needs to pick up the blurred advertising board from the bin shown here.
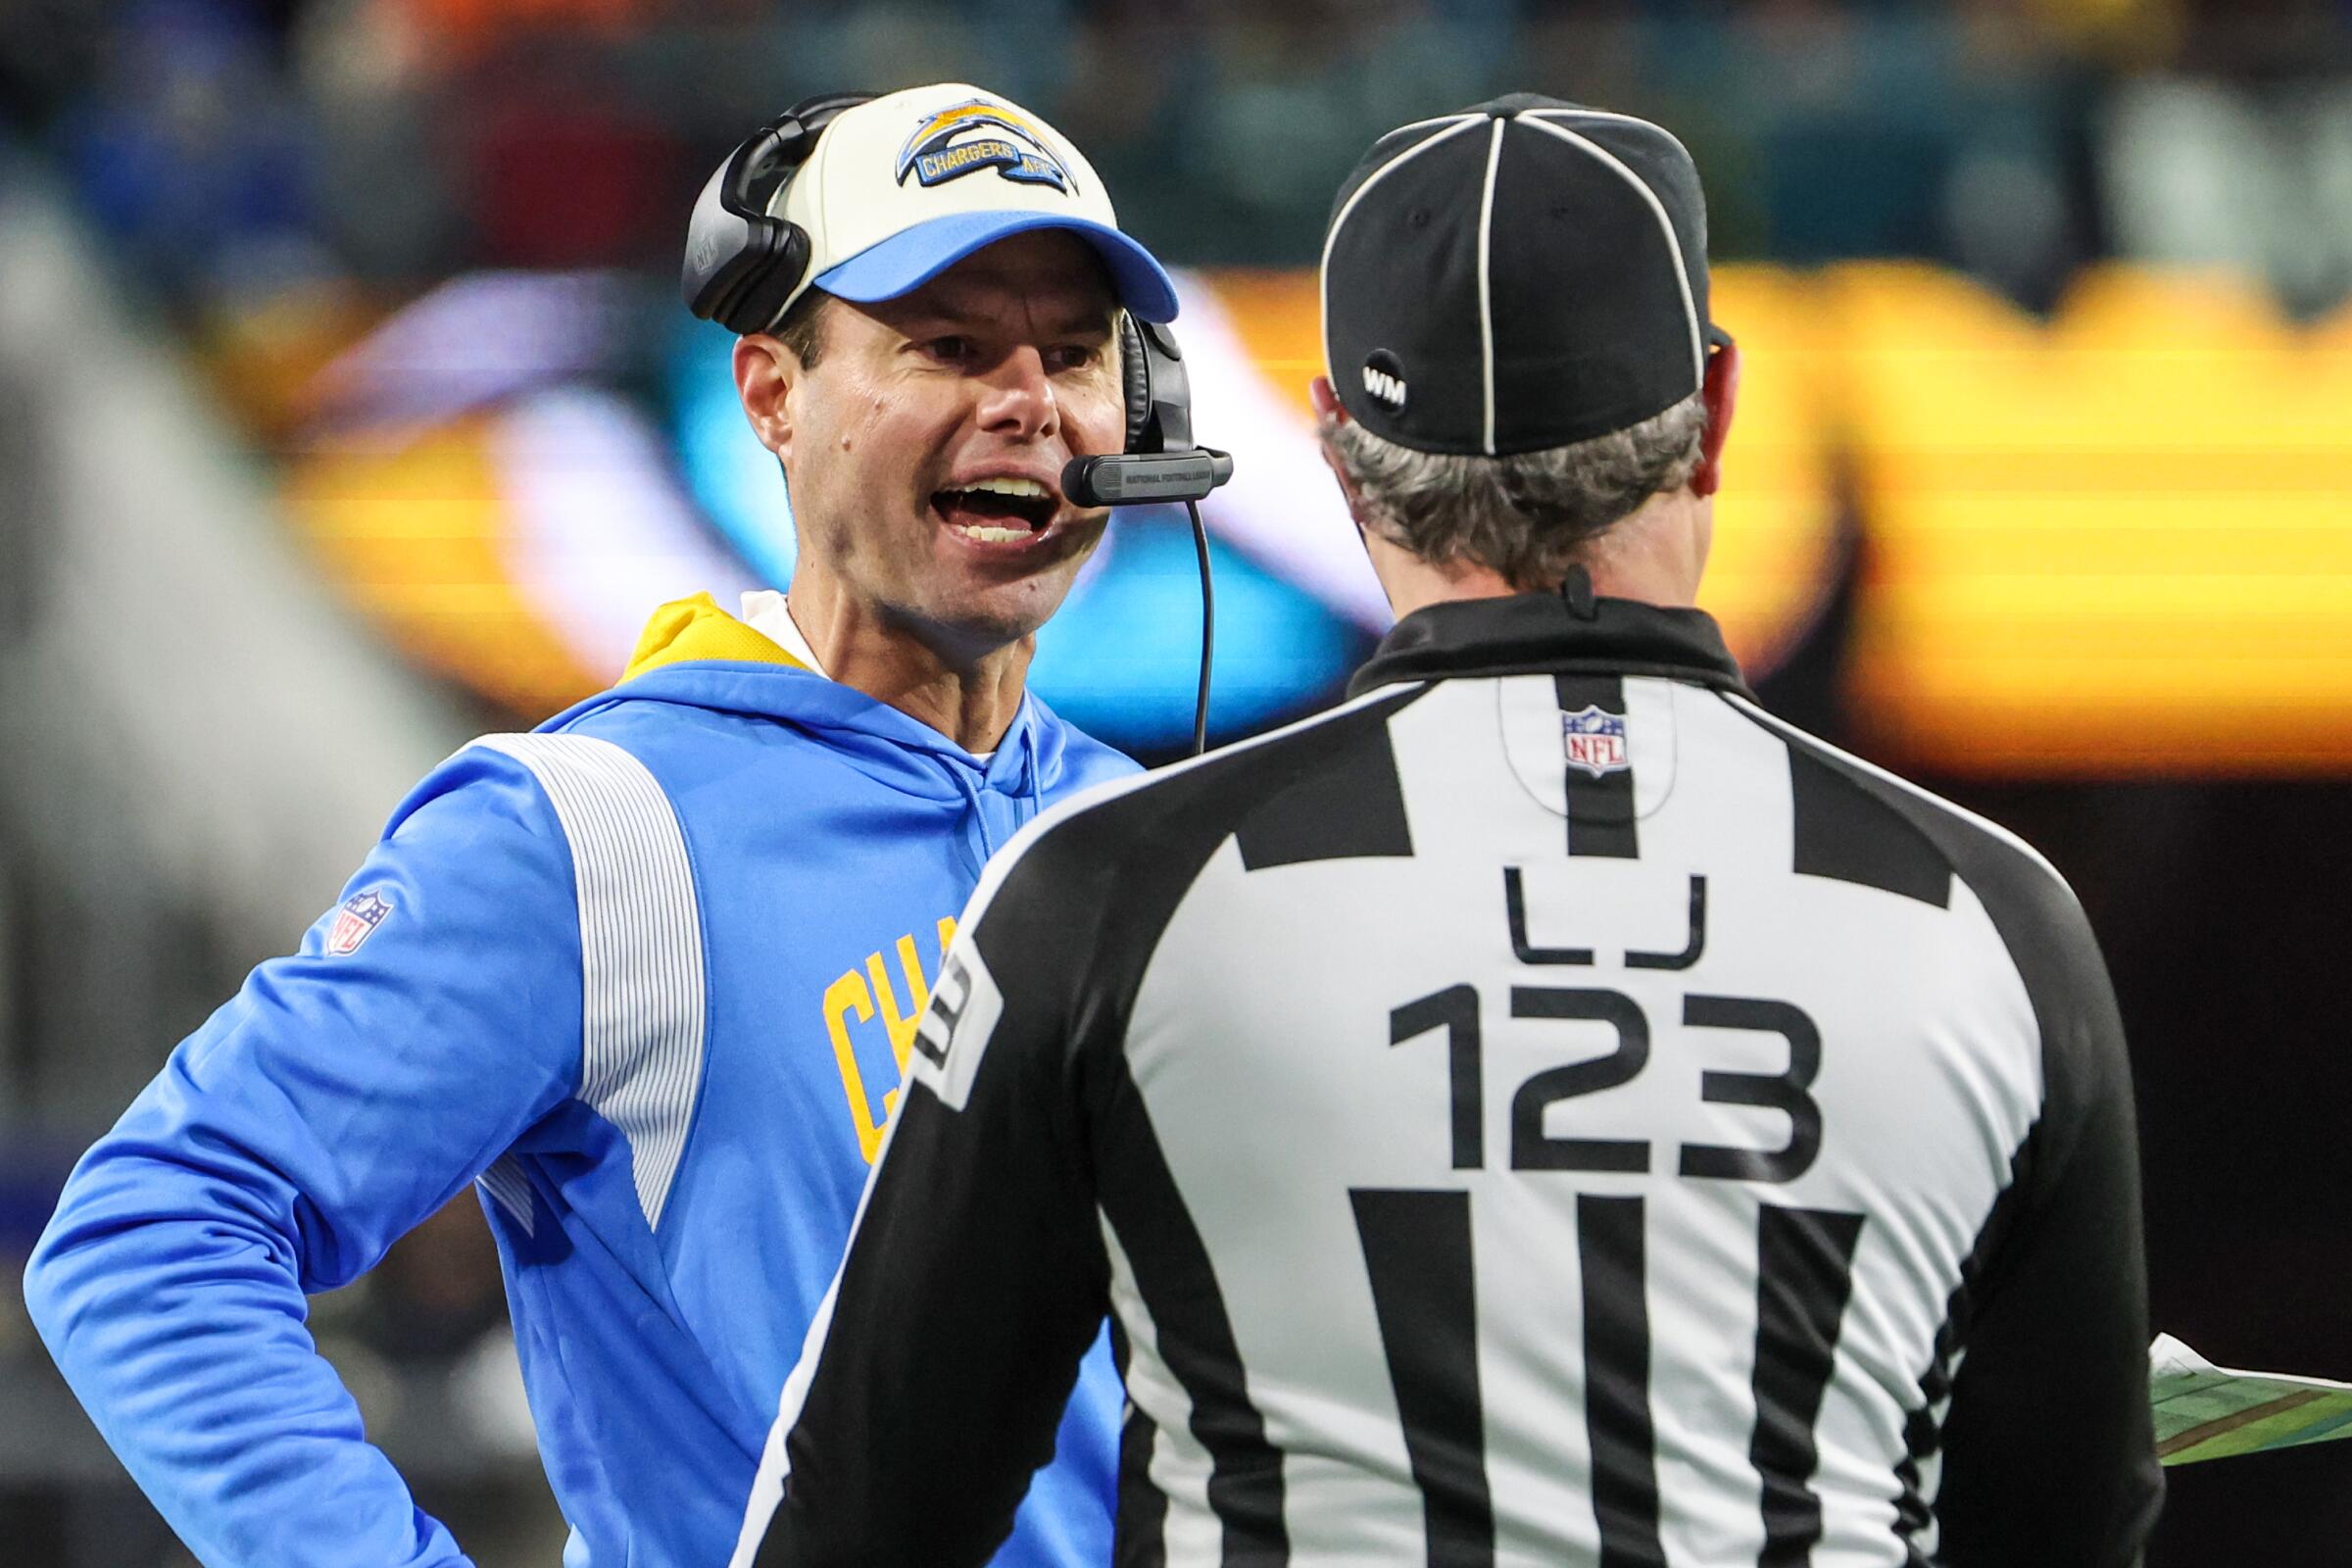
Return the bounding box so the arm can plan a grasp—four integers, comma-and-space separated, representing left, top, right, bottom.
275, 264, 2352, 771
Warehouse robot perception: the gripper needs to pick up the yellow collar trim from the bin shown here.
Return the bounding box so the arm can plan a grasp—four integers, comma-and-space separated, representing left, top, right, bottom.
621, 592, 811, 683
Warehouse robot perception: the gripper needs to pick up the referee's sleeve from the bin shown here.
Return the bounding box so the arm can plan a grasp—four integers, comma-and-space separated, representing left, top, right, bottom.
741, 822, 1114, 1568
1932, 868, 2163, 1567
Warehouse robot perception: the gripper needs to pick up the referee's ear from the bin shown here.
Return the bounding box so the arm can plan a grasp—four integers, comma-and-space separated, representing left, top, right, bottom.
733, 333, 800, 465
1308, 374, 1374, 532
1690, 337, 1741, 500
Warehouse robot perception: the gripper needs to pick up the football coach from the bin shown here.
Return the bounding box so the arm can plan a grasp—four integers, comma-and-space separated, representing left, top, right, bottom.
739, 94, 2163, 1568
27, 82, 1181, 1568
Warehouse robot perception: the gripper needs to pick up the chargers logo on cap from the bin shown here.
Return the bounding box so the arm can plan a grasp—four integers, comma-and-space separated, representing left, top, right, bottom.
896, 99, 1075, 194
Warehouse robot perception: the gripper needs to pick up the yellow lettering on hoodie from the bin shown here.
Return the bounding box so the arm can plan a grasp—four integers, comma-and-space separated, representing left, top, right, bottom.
824, 916, 960, 1163
822, 970, 883, 1161
866, 936, 931, 1072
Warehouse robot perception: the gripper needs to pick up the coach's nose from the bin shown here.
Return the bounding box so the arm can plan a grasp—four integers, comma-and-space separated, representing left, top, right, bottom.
973, 346, 1058, 443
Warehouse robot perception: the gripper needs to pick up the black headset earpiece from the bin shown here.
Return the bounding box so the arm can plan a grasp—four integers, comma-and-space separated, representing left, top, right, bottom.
1065, 313, 1234, 756
1063, 315, 1233, 508
1117, 314, 1154, 453
684, 93, 876, 334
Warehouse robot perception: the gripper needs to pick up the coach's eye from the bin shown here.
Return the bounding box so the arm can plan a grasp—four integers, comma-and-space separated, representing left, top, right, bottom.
1045, 343, 1102, 373
920, 335, 976, 364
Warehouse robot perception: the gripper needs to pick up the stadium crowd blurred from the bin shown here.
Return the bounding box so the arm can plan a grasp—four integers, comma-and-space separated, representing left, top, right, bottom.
12, 0, 2352, 325
6, 2, 2352, 1563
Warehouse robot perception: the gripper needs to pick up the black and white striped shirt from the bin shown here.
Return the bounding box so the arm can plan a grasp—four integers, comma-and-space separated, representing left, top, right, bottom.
742, 590, 2162, 1568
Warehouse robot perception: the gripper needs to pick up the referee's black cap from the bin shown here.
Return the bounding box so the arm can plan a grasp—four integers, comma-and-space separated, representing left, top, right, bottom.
1321, 94, 1731, 458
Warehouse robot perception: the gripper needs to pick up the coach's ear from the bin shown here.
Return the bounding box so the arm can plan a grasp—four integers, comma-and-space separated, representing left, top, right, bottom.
734, 334, 798, 462
1690, 337, 1740, 500
1309, 375, 1373, 530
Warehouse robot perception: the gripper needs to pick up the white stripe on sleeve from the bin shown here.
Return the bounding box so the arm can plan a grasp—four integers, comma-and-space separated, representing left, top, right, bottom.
477, 732, 709, 1232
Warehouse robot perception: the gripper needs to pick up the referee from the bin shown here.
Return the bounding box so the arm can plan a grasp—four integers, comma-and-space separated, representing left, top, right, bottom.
741, 96, 2163, 1568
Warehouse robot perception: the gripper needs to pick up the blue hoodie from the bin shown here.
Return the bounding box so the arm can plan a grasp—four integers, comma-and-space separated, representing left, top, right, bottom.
24, 595, 1139, 1568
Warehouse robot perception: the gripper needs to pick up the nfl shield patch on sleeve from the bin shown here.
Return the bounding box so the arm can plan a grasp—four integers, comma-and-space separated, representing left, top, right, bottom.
325, 889, 394, 956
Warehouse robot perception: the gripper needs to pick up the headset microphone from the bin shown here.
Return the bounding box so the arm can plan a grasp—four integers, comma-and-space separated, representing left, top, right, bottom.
1058, 318, 1229, 509
1060, 450, 1234, 507
1061, 317, 1232, 756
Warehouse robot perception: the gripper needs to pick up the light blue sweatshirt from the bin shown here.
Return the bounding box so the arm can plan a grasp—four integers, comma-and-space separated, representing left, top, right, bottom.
25, 595, 1138, 1567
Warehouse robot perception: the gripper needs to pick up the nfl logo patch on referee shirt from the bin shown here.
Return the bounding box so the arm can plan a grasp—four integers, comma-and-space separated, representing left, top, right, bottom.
1561, 706, 1630, 778
325, 890, 393, 956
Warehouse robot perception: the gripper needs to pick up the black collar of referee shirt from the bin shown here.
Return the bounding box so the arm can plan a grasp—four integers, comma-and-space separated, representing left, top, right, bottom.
1347, 582, 1751, 699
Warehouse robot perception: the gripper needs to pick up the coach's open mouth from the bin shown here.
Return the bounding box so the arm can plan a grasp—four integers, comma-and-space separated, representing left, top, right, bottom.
933, 476, 1057, 543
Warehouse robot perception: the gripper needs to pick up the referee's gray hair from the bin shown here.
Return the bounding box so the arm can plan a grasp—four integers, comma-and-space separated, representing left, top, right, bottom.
1322, 392, 1708, 589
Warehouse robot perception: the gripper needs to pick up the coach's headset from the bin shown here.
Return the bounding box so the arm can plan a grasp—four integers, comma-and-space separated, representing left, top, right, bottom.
683, 94, 1230, 751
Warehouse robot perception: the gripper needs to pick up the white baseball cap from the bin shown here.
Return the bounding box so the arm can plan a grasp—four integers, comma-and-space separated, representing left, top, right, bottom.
774, 82, 1179, 324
